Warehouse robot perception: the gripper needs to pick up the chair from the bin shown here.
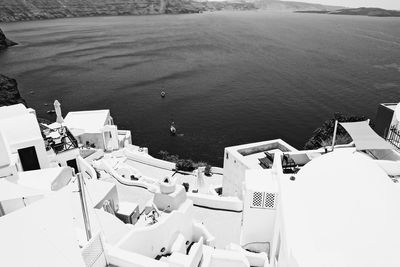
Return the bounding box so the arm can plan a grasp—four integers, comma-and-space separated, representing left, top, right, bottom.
282, 154, 296, 168
258, 157, 272, 169
264, 151, 274, 162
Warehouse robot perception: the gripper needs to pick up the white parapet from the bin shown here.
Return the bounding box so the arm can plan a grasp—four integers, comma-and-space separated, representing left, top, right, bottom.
187, 193, 243, 212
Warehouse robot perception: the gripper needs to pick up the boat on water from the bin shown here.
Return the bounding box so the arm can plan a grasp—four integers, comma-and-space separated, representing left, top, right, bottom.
170, 125, 176, 135
1, 102, 400, 267
161, 91, 166, 98
170, 122, 176, 135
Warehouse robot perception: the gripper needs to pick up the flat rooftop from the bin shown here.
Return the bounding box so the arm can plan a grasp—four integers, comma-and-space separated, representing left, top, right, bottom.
64, 110, 110, 132
226, 139, 297, 156
0, 103, 29, 119
225, 139, 298, 170
241, 149, 282, 170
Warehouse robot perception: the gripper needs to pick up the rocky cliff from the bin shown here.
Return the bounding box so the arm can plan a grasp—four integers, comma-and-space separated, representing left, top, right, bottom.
0, 0, 176, 21
0, 74, 27, 107
0, 30, 23, 106
0, 0, 255, 22
304, 113, 368, 150
0, 28, 17, 50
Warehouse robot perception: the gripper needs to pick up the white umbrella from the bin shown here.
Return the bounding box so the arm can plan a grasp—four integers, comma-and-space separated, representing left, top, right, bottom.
49, 131, 61, 139
47, 122, 62, 130
54, 100, 64, 124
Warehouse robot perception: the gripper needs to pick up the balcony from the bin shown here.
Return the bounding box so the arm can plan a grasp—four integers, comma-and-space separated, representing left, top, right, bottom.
43, 126, 79, 154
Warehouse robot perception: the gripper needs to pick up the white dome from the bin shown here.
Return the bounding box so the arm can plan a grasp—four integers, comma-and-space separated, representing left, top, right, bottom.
280, 149, 400, 267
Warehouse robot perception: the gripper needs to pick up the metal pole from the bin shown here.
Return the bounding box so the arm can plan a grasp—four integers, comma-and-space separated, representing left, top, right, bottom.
77, 173, 92, 241
331, 120, 338, 151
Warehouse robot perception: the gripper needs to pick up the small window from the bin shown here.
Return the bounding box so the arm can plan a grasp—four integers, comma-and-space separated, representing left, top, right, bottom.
67, 159, 79, 174
226, 153, 229, 159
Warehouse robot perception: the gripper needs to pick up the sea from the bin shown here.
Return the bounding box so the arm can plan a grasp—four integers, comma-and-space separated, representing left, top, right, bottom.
0, 11, 399, 166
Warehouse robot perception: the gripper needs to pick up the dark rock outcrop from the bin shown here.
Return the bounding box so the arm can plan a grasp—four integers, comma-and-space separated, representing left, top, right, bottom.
0, 28, 17, 50
304, 113, 368, 150
0, 74, 27, 107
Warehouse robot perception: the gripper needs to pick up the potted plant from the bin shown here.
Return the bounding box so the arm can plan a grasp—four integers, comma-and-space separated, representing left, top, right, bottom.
204, 164, 212, 177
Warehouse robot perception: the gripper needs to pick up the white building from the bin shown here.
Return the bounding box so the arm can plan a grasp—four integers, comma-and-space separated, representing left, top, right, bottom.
222, 139, 296, 198
270, 149, 400, 267
236, 120, 400, 266
0, 104, 49, 172
241, 169, 278, 253
64, 110, 131, 151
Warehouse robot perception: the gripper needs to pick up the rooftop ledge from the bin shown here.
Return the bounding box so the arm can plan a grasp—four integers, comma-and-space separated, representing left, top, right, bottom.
226, 139, 298, 157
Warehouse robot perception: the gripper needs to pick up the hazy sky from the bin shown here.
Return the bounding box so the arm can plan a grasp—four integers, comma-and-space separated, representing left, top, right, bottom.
302, 0, 400, 9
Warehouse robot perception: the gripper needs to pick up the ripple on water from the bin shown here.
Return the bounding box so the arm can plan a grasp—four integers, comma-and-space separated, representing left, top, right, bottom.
1, 13, 400, 165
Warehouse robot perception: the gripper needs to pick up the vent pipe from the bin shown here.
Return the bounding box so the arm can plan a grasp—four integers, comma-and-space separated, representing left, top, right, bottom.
77, 173, 92, 241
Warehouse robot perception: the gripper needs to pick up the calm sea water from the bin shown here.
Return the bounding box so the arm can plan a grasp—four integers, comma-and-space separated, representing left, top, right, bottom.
1, 11, 399, 165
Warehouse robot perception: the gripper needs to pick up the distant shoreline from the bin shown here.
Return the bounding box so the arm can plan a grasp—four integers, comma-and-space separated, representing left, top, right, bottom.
295, 7, 400, 17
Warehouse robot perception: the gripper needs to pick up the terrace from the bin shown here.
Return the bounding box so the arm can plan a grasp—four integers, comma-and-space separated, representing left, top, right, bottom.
42, 124, 79, 154
228, 139, 297, 170
100, 175, 242, 248
387, 125, 400, 151
278, 150, 323, 174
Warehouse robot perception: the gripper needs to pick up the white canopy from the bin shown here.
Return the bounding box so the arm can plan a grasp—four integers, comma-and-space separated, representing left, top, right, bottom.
0, 179, 43, 202
340, 120, 394, 150
46, 122, 63, 130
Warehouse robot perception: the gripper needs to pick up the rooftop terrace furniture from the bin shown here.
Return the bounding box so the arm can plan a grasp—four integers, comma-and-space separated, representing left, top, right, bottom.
264, 151, 274, 162
43, 126, 79, 154
282, 154, 300, 174
258, 157, 272, 169
282, 154, 296, 168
